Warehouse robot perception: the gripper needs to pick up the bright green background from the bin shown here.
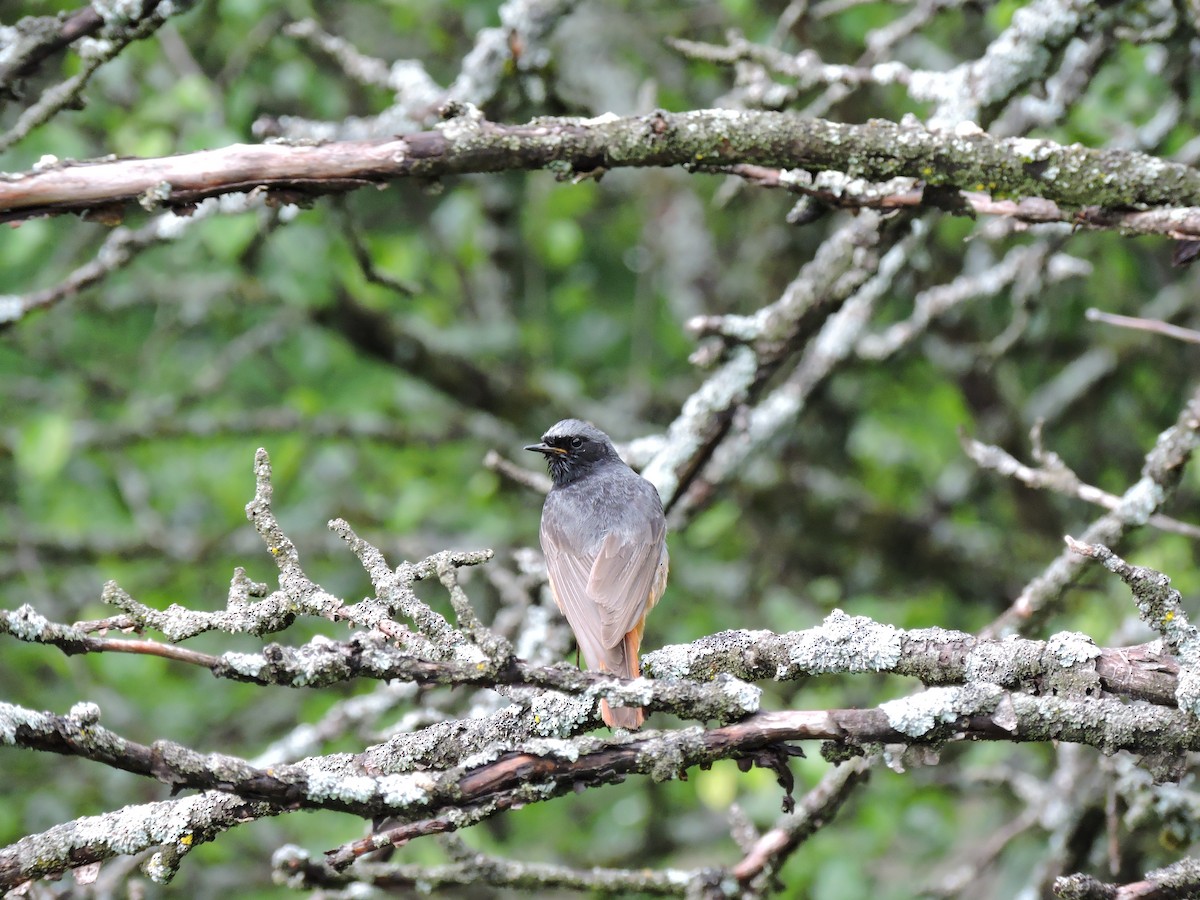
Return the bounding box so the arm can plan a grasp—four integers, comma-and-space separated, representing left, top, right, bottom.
2, 0, 1199, 897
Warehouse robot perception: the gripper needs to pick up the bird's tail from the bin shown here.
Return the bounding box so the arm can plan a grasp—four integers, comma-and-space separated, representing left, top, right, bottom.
599, 626, 645, 729
600, 698, 644, 729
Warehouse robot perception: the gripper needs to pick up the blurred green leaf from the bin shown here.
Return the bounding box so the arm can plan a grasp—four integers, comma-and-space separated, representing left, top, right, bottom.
15, 413, 73, 482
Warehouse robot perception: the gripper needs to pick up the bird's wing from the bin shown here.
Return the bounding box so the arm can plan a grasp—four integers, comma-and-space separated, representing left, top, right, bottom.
588, 514, 668, 648
541, 514, 611, 671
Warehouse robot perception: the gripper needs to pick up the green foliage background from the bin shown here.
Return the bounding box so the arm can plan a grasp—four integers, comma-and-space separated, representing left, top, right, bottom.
3, 0, 1200, 897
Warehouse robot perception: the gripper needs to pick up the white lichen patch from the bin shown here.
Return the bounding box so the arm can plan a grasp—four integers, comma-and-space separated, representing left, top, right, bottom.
77, 37, 114, 60
305, 770, 378, 804
435, 103, 486, 142
784, 609, 902, 677
143, 854, 174, 884
217, 652, 268, 679
450, 641, 490, 666
352, 632, 401, 670
78, 798, 196, 853
528, 694, 595, 736
579, 112, 620, 125
1175, 667, 1200, 717
0, 702, 50, 743
639, 641, 695, 679
68, 702, 102, 725
1118, 478, 1166, 523
881, 684, 1003, 738
0, 25, 18, 68
1046, 632, 1100, 667
964, 639, 1011, 684
715, 675, 762, 715
378, 772, 437, 808
685, 311, 758, 343
1008, 137, 1053, 162
157, 607, 214, 642
93, 0, 147, 24
0, 295, 22, 323
685, 108, 746, 124
609, 676, 655, 705
458, 744, 508, 771
520, 738, 581, 762
6, 604, 54, 640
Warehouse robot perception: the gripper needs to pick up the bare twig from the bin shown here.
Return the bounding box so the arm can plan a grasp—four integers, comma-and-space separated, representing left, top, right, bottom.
728, 756, 872, 894
1086, 308, 1200, 345
962, 432, 1200, 540
483, 449, 552, 493
986, 383, 1200, 637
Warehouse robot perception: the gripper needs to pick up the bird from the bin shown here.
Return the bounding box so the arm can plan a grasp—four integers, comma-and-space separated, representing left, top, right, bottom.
525, 419, 669, 729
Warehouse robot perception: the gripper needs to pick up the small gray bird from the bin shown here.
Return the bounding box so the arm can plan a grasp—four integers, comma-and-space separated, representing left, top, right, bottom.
526, 419, 669, 729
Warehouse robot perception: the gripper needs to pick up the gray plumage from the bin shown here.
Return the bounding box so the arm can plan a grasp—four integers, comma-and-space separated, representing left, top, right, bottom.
526, 419, 669, 729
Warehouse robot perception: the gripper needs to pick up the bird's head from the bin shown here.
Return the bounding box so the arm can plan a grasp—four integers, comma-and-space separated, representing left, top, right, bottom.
525, 419, 619, 486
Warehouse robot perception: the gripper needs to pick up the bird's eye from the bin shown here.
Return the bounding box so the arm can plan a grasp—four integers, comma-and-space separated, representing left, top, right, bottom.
570, 437, 584, 449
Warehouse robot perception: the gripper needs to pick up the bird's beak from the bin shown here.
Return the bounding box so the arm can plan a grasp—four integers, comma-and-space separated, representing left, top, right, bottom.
525, 442, 567, 456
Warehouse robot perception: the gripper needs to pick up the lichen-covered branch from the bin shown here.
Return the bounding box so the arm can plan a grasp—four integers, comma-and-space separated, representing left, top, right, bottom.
1055, 857, 1200, 899
273, 841, 699, 896
1068, 540, 1200, 716
644, 211, 899, 513
5, 685, 1199, 890
6, 110, 1200, 225
645, 610, 1178, 706
721, 163, 1200, 241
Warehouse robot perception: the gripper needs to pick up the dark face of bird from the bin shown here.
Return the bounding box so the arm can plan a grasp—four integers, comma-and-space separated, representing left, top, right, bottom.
524, 419, 619, 487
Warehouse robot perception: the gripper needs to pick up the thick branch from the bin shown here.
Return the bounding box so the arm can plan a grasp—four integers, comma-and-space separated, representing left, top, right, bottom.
4, 110, 1200, 224
2, 605, 1182, 711
1056, 857, 1200, 899
644, 611, 1179, 707
6, 687, 1196, 889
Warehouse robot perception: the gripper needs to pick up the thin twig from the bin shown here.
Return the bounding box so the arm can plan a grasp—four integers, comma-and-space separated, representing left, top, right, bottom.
1086, 308, 1200, 345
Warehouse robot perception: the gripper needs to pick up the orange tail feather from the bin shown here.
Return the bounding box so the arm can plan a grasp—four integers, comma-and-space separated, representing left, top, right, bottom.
600, 622, 646, 729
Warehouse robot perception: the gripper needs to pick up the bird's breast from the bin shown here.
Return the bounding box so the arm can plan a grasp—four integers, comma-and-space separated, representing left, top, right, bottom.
545, 467, 663, 551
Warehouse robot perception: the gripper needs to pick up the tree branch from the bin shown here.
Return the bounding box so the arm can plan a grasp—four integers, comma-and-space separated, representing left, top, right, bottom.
272, 841, 698, 896
6, 688, 1198, 889
0, 6, 103, 98
5, 110, 1200, 225
1056, 857, 1200, 899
